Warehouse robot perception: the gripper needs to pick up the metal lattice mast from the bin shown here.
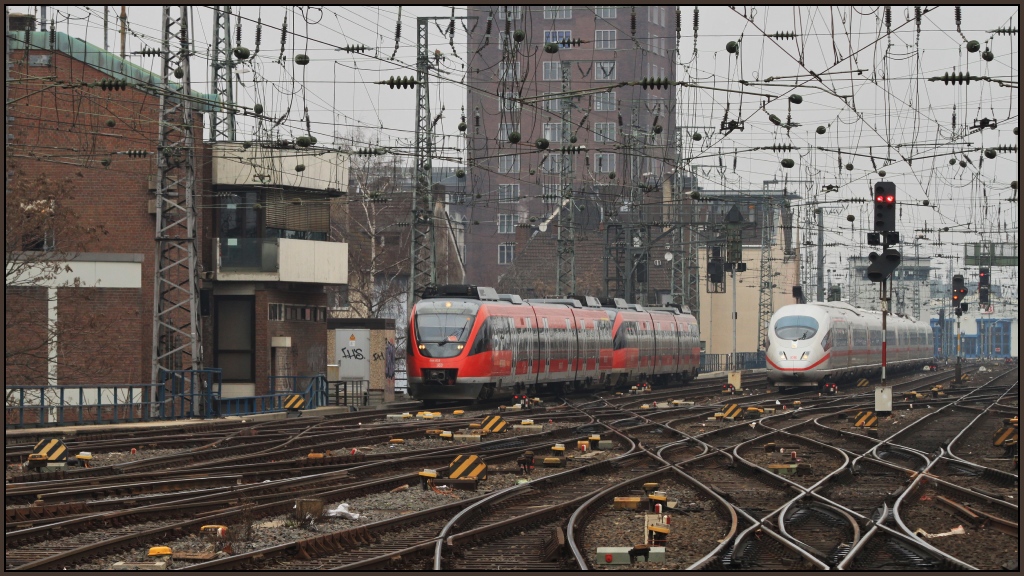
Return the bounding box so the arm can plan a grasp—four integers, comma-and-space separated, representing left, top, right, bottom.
555, 60, 574, 297
209, 6, 234, 141
912, 241, 921, 318
409, 17, 435, 309
757, 199, 774, 350
151, 6, 202, 385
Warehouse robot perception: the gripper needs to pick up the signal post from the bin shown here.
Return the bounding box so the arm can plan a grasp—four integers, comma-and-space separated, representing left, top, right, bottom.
867, 182, 900, 415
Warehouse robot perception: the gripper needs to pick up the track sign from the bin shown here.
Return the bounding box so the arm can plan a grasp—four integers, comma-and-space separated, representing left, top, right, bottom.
448, 454, 487, 480
283, 394, 305, 410
993, 426, 1018, 447
855, 411, 877, 427
481, 415, 508, 433
856, 378, 870, 387
29, 438, 68, 465
722, 404, 743, 419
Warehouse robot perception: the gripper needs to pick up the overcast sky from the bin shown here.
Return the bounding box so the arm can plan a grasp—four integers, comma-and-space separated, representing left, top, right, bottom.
10, 5, 1019, 292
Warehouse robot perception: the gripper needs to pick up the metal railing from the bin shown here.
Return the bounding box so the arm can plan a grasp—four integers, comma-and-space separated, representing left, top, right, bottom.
700, 351, 766, 373
5, 383, 161, 428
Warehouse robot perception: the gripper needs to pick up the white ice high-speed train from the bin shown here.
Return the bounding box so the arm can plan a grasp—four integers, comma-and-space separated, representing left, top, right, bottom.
766, 302, 934, 389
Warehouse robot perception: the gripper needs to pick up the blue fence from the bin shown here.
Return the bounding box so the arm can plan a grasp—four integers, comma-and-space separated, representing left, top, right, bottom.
700, 352, 766, 373
4, 370, 333, 428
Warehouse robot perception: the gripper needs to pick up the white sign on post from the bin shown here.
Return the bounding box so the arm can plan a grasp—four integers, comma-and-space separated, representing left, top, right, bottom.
874, 386, 892, 413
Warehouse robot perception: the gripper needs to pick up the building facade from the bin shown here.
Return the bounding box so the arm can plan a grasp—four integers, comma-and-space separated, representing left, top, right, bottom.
464, 5, 677, 290
6, 26, 349, 401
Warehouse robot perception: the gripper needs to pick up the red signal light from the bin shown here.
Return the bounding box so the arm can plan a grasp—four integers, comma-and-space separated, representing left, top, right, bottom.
885, 195, 895, 203
875, 195, 884, 202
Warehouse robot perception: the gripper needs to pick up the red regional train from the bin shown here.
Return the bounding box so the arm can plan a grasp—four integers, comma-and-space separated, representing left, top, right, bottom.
407, 285, 701, 404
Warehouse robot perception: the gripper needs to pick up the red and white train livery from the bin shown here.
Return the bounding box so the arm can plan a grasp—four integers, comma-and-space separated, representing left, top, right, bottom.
407, 285, 700, 403
766, 302, 933, 388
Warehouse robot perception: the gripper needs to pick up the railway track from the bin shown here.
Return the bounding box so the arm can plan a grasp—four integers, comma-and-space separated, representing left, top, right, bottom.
6, 370, 1013, 571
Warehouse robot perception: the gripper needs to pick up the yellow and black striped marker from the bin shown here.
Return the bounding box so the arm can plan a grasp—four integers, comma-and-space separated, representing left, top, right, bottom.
28, 438, 67, 465
283, 394, 305, 410
722, 404, 743, 419
993, 426, 1018, 447
481, 415, 508, 433
855, 411, 877, 427
448, 454, 487, 480
856, 378, 870, 387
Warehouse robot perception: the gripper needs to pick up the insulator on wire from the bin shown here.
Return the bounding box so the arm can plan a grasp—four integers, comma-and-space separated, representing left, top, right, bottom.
954, 6, 962, 28
485, 15, 492, 36
236, 20, 242, 46
771, 32, 796, 40
631, 7, 636, 37
254, 18, 262, 55
676, 8, 681, 39
123, 150, 148, 158
280, 15, 288, 59
391, 12, 402, 60
693, 7, 699, 33
884, 7, 891, 31
50, 20, 56, 48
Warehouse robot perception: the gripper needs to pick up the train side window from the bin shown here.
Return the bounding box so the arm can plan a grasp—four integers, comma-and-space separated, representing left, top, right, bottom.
468, 318, 493, 355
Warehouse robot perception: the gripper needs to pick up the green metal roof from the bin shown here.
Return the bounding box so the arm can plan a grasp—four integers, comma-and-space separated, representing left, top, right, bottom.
9, 30, 219, 113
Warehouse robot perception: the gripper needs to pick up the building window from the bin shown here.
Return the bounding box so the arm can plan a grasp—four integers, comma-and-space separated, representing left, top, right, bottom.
544, 30, 573, 47
541, 92, 563, 112
498, 183, 520, 203
541, 184, 561, 204
543, 6, 572, 19
499, 242, 516, 264
269, 303, 328, 322
595, 61, 616, 80
500, 91, 521, 111
542, 61, 561, 81
496, 6, 523, 20
594, 121, 616, 143
498, 61, 520, 81
541, 153, 573, 174
498, 122, 520, 141
216, 296, 254, 382
543, 122, 568, 143
595, 6, 617, 19
498, 155, 520, 174
498, 213, 519, 234
594, 91, 616, 111
594, 152, 616, 173
595, 30, 616, 49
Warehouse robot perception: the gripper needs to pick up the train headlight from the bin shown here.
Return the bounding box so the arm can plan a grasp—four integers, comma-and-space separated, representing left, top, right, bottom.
456, 344, 464, 350
778, 351, 786, 359
418, 344, 426, 350
800, 351, 809, 360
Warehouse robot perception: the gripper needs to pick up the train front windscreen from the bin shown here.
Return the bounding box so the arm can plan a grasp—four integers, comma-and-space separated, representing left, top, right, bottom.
414, 300, 480, 358
774, 315, 820, 341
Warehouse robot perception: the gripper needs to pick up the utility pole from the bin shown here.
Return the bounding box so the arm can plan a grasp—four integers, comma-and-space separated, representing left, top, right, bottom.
209, 6, 235, 141
816, 207, 824, 302
151, 6, 202, 407
409, 16, 436, 310
555, 60, 574, 296
408, 15, 473, 309
119, 6, 126, 60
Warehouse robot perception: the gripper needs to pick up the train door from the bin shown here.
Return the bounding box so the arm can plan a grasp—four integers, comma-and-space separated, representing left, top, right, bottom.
524, 317, 534, 378
541, 317, 551, 378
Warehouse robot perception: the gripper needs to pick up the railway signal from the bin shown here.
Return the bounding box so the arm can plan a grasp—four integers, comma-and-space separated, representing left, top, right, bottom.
866, 248, 901, 282
979, 267, 990, 305
873, 182, 897, 233
951, 274, 967, 308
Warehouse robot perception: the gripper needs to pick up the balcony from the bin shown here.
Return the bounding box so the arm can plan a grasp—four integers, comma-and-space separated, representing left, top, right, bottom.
215, 237, 347, 284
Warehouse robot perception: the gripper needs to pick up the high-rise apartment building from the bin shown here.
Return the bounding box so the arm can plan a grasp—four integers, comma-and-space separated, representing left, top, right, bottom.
462, 6, 678, 293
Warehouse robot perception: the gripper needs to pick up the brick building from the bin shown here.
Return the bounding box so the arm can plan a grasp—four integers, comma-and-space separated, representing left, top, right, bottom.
462, 5, 677, 293
6, 25, 348, 400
